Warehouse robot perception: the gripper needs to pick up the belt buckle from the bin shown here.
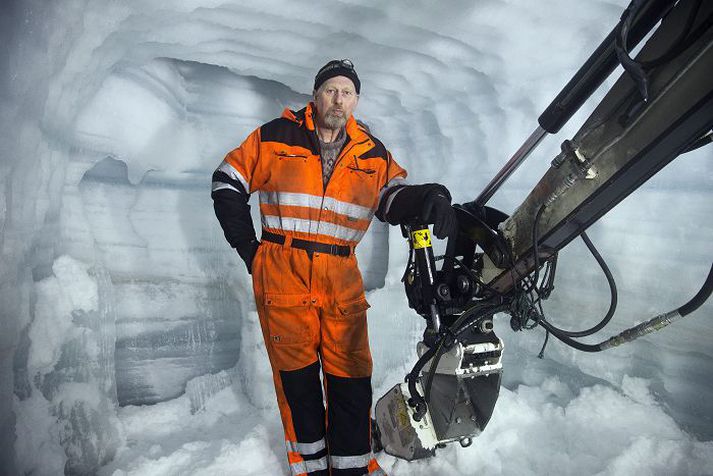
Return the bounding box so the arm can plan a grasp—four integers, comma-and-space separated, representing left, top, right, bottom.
329, 243, 339, 256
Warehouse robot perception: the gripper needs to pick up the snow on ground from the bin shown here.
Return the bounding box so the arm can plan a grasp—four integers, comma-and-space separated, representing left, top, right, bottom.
100, 277, 713, 476
100, 386, 285, 476
99, 349, 713, 476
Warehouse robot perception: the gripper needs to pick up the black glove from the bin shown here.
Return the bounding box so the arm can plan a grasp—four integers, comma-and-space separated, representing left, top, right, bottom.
235, 239, 260, 274
420, 185, 458, 239
380, 183, 458, 239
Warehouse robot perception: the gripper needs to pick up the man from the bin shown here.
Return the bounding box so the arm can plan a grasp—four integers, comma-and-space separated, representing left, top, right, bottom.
212, 59, 456, 476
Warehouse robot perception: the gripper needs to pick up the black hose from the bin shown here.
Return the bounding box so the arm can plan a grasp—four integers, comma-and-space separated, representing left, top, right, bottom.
423, 330, 451, 404
406, 346, 436, 421
615, 0, 651, 101
541, 262, 713, 352
641, 0, 703, 69
538, 319, 607, 352
679, 263, 713, 316
615, 0, 712, 101
540, 231, 618, 337
538, 329, 550, 358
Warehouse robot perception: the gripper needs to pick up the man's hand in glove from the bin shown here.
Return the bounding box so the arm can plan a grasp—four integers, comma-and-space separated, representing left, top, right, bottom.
236, 239, 260, 274
419, 184, 458, 239
378, 182, 458, 239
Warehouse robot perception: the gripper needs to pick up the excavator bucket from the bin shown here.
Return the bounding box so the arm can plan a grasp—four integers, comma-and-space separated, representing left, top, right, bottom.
374, 331, 503, 460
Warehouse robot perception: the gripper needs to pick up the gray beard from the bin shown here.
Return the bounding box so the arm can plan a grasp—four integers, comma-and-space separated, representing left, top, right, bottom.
323, 112, 347, 129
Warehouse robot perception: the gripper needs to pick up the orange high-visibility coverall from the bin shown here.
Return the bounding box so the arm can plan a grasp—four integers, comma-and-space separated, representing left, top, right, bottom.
212, 103, 406, 476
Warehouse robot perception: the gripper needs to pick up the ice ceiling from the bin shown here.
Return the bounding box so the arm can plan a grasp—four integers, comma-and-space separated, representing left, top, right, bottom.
0, 0, 711, 474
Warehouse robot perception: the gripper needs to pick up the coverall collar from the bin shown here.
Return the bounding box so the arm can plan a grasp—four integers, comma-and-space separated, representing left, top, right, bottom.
281, 102, 369, 145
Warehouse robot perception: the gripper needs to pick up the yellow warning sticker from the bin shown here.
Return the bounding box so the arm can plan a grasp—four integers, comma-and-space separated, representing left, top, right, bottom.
411, 229, 432, 249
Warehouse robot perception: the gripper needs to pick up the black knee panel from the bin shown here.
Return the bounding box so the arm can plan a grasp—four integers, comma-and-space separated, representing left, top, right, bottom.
325, 373, 372, 457
280, 361, 326, 444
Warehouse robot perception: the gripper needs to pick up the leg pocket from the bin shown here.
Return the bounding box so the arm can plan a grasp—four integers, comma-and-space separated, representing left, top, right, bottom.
323, 296, 371, 353
321, 296, 372, 377
264, 293, 314, 346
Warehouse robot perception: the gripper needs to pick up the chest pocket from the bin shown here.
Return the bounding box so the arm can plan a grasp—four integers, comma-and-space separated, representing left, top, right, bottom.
339, 156, 383, 203
276, 151, 309, 160
270, 150, 317, 189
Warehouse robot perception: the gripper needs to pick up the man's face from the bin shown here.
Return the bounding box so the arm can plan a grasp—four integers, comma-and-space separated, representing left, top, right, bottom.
313, 76, 359, 130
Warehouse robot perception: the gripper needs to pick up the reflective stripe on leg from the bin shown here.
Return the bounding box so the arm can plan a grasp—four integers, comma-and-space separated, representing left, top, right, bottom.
290, 456, 329, 476
286, 437, 328, 476
286, 437, 326, 455
329, 452, 387, 475
330, 452, 372, 469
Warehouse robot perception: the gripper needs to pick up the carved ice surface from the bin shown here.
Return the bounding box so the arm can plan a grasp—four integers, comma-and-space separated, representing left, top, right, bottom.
1, 0, 711, 475
13, 256, 121, 475
186, 369, 236, 414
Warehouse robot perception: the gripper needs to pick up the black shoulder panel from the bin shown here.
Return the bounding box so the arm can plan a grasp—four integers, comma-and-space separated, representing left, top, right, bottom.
292, 107, 307, 123
260, 116, 318, 154
357, 133, 388, 161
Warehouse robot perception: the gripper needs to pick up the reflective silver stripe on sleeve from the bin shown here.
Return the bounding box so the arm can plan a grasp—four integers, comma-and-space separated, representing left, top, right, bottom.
217, 160, 250, 193
290, 456, 328, 475
286, 438, 326, 455
370, 468, 387, 476
382, 182, 407, 217
329, 452, 372, 469
262, 215, 365, 243
259, 191, 374, 222
211, 181, 242, 194
378, 176, 407, 203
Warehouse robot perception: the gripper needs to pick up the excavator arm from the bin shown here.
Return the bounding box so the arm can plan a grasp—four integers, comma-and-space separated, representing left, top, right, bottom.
375, 0, 713, 460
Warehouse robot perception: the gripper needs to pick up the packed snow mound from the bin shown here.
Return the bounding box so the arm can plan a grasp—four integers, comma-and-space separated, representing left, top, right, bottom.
99, 368, 713, 476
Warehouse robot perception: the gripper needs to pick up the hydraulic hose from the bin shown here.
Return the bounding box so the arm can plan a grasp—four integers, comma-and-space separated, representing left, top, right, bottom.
406, 345, 436, 421
674, 263, 713, 316
540, 231, 618, 337
541, 262, 713, 352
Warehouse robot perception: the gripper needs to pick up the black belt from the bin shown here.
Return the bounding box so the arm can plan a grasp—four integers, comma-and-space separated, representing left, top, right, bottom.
261, 230, 352, 257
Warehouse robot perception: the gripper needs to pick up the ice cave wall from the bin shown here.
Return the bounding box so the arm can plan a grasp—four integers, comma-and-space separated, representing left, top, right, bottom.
1, 0, 711, 474
0, 1, 401, 471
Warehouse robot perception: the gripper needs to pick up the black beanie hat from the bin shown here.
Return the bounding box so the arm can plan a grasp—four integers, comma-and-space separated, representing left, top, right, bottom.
313, 59, 361, 94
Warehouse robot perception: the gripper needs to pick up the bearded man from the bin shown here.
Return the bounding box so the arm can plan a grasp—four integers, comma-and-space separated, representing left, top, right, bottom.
212, 59, 456, 476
